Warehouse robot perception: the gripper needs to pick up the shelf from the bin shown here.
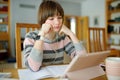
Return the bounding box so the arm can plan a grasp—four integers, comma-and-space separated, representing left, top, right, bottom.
109, 33, 120, 35
107, 0, 119, 3
0, 11, 8, 14
108, 43, 120, 45
0, 22, 8, 25
111, 44, 120, 46
110, 45, 120, 50
0, 32, 8, 41
108, 22, 120, 24
109, 9, 120, 14
0, 1, 8, 4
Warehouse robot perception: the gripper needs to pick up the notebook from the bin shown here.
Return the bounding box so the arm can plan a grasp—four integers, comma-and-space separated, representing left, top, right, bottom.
18, 50, 110, 80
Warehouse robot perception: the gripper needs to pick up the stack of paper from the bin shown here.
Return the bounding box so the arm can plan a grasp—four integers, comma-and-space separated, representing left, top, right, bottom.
18, 65, 68, 80
0, 72, 18, 80
0, 72, 11, 78
0, 78, 18, 80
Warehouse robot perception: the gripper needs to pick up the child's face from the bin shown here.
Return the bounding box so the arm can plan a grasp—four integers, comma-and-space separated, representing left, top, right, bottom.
45, 15, 63, 32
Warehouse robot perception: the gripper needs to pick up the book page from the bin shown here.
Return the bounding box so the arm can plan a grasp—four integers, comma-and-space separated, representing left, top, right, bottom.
46, 65, 68, 77
18, 67, 52, 80
18, 64, 68, 80
0, 72, 11, 78
0, 78, 18, 80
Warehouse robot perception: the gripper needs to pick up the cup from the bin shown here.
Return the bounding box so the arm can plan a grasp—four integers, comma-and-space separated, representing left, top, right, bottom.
105, 57, 120, 80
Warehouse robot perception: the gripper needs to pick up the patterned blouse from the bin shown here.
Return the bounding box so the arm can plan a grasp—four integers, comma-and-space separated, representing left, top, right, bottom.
23, 30, 86, 71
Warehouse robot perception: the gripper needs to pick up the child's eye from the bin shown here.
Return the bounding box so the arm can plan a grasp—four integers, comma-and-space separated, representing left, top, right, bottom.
58, 16, 62, 19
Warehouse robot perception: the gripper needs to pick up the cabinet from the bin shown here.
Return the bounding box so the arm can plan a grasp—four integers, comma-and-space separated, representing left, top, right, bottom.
0, 0, 11, 58
64, 15, 89, 50
106, 0, 120, 49
63, 15, 89, 63
64, 15, 88, 41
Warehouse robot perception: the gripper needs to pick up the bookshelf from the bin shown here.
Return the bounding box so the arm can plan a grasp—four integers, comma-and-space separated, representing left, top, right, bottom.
0, 0, 11, 59
106, 0, 120, 56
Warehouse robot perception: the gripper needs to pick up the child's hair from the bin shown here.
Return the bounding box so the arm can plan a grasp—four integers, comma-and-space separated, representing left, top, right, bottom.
38, 0, 64, 26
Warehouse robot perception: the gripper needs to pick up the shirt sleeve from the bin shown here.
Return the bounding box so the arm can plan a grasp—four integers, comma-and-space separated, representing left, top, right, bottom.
64, 36, 86, 59
23, 32, 43, 71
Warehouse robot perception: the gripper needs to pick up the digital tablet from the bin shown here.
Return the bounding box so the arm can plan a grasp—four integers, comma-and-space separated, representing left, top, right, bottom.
65, 50, 110, 73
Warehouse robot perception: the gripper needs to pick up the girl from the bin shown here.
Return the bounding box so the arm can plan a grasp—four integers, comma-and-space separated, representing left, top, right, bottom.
23, 0, 86, 72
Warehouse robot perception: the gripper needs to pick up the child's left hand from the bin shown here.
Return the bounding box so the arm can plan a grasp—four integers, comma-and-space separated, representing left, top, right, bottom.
59, 25, 72, 36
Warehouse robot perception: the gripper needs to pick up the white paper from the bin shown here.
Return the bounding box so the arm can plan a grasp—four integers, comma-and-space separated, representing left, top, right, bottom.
46, 65, 68, 77
111, 45, 120, 50
0, 72, 11, 78
0, 78, 18, 80
18, 65, 68, 80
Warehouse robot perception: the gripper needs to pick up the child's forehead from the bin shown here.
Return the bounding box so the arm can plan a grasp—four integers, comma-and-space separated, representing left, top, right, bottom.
49, 15, 62, 17
47, 9, 63, 18
50, 12, 62, 16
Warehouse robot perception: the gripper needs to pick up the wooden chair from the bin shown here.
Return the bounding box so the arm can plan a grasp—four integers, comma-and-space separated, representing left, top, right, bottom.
87, 27, 107, 53
86, 27, 119, 57
15, 23, 40, 69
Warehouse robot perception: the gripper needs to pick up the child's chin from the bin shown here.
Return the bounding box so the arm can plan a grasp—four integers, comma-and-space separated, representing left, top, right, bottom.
54, 30, 60, 32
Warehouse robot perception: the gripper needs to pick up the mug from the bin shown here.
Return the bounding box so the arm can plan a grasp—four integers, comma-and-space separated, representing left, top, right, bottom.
105, 57, 120, 80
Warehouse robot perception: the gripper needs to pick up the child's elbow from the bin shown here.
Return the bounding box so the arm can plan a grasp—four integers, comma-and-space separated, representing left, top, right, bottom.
30, 67, 41, 72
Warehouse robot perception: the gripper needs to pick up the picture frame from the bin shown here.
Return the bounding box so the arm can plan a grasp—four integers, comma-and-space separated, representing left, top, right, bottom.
94, 16, 99, 26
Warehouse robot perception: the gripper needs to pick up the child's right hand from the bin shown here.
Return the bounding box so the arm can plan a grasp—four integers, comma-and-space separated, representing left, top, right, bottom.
39, 23, 53, 36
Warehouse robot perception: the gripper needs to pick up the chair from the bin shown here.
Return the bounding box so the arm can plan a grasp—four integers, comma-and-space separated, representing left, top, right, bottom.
87, 27, 107, 53
15, 23, 40, 69
86, 27, 119, 57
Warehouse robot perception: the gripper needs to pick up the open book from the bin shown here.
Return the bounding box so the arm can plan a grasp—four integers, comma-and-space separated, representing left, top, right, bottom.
18, 65, 68, 80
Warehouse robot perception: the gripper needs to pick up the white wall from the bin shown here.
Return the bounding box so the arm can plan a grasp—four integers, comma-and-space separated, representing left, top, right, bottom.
10, 0, 42, 57
58, 1, 81, 16
10, 0, 81, 57
81, 0, 105, 27
10, 0, 107, 57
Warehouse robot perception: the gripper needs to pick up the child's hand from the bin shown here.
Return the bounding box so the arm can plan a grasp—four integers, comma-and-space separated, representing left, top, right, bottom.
39, 23, 53, 36
59, 25, 72, 36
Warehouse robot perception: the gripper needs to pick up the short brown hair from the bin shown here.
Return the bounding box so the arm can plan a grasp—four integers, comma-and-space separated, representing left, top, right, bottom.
38, 0, 64, 26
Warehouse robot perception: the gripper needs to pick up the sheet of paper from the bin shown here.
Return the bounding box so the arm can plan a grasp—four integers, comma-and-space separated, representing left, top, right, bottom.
46, 65, 68, 77
0, 72, 11, 78
18, 65, 68, 80
0, 78, 18, 80
18, 67, 52, 80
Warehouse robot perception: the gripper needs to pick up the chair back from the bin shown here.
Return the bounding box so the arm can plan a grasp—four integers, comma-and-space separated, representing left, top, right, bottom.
15, 23, 40, 69
87, 27, 107, 53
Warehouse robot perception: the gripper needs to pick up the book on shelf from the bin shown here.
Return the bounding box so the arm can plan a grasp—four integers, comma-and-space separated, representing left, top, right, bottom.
0, 25, 8, 32
0, 41, 8, 49
110, 45, 120, 50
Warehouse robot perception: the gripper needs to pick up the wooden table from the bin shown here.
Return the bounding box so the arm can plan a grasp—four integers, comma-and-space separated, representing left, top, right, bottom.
0, 68, 108, 80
